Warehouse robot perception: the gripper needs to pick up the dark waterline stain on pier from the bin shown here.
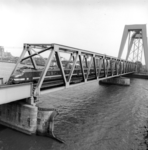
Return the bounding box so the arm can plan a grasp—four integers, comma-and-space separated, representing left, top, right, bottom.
1, 78, 148, 150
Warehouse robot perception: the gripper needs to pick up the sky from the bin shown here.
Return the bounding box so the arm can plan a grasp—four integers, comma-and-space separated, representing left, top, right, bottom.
0, 0, 148, 61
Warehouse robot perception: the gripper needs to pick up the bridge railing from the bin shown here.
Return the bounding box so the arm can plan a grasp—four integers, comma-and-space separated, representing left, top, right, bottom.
7, 43, 136, 97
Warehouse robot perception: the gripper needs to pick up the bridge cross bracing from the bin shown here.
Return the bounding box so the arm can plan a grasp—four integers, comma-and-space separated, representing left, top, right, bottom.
118, 24, 148, 69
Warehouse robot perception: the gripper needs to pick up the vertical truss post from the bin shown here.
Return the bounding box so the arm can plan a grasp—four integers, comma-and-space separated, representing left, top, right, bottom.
106, 59, 110, 77
118, 60, 120, 74
95, 58, 99, 77
108, 59, 110, 76
98, 57, 103, 78
54, 46, 67, 87
117, 60, 119, 74
126, 61, 128, 73
131, 63, 133, 71
34, 48, 55, 97
123, 61, 125, 73
127, 62, 129, 72
106, 59, 108, 77
125, 62, 127, 73
122, 61, 124, 74
114, 59, 117, 75
85, 55, 88, 68
133, 63, 135, 71
113, 60, 116, 75
79, 52, 85, 82
128, 63, 130, 72
119, 60, 122, 74
115, 59, 118, 75
98, 58, 101, 78
121, 61, 123, 74
129, 63, 131, 71
114, 60, 116, 75
93, 54, 98, 80
86, 55, 93, 80
103, 56, 106, 77
110, 58, 113, 76
125, 61, 127, 73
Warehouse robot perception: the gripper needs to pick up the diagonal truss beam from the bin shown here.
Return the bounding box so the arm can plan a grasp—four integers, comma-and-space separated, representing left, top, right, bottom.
34, 48, 55, 97
8, 43, 136, 98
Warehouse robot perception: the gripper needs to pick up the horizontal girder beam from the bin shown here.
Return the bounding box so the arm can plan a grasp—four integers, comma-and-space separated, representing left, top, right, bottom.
0, 83, 32, 105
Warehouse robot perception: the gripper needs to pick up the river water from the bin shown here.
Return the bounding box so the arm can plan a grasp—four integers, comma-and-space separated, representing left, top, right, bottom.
1, 78, 148, 150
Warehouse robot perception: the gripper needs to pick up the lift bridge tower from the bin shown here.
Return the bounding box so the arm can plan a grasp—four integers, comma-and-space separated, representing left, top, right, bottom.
118, 24, 148, 70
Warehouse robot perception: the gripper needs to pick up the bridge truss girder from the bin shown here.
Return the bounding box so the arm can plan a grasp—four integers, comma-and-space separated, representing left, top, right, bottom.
8, 43, 136, 99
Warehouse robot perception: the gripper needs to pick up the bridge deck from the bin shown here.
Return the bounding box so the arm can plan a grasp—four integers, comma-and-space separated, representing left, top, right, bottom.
0, 83, 32, 105
40, 72, 133, 95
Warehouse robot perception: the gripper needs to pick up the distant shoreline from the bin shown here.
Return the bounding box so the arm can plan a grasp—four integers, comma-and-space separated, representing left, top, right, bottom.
0, 60, 15, 64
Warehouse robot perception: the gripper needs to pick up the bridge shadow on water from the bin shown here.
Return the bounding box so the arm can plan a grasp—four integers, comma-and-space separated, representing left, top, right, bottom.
0, 125, 61, 150
0, 125, 6, 132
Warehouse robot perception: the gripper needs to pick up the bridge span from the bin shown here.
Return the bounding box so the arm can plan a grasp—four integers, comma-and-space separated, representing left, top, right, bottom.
0, 24, 147, 136
0, 43, 136, 105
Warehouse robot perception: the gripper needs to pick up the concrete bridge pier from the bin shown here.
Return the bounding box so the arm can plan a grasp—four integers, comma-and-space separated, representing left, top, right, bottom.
0, 102, 38, 134
99, 77, 130, 86
0, 101, 58, 135
0, 82, 58, 135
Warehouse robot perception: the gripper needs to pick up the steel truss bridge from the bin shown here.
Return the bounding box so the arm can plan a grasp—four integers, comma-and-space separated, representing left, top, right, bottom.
2, 24, 148, 138
2, 24, 148, 105
6, 43, 136, 100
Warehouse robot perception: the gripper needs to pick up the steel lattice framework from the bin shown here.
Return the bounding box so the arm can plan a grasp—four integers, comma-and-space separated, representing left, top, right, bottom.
118, 24, 148, 69
8, 43, 136, 98
128, 35, 143, 62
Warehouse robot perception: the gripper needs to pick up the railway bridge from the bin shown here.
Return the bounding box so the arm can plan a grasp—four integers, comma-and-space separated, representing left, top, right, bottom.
0, 24, 147, 135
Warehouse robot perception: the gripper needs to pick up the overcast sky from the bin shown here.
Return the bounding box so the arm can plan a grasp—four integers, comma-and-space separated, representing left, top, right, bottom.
0, 0, 148, 60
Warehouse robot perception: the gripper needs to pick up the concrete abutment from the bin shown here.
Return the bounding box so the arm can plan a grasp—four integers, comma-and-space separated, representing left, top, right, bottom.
0, 101, 57, 135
